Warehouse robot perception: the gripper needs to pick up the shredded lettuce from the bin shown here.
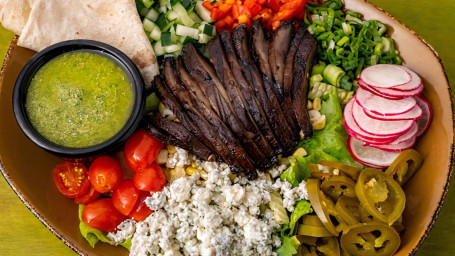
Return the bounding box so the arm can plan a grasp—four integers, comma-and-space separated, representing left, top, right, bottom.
288, 200, 313, 236
281, 90, 356, 187
78, 205, 131, 250
276, 235, 301, 256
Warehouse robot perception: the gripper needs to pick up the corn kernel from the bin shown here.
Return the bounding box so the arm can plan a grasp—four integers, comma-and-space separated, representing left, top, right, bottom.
312, 114, 326, 130
313, 97, 322, 111
167, 145, 176, 154
191, 161, 198, 168
186, 167, 200, 176
333, 168, 340, 176
175, 166, 186, 177
307, 100, 313, 110
229, 173, 237, 182
293, 148, 307, 157
200, 170, 208, 180
155, 149, 169, 165
265, 173, 272, 181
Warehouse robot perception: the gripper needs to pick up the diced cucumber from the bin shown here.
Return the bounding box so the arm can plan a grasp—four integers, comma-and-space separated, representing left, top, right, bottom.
193, 23, 201, 29
153, 41, 165, 56
161, 32, 172, 46
145, 8, 159, 21
140, 7, 150, 17
188, 11, 203, 23
166, 10, 179, 21
202, 23, 215, 36
179, 36, 195, 45
182, 0, 194, 11
164, 53, 176, 59
198, 33, 212, 44
169, 25, 180, 43
175, 24, 199, 40
150, 25, 162, 41
164, 44, 182, 53
195, 1, 214, 23
142, 0, 154, 8
172, 2, 195, 27
156, 13, 174, 31
159, 5, 167, 13
143, 18, 156, 32
170, 0, 180, 6
160, 0, 171, 10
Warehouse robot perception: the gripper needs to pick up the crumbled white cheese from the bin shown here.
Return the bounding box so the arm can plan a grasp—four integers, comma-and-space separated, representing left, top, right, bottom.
268, 164, 287, 178
129, 160, 281, 256
166, 147, 191, 168
107, 219, 137, 244
274, 179, 309, 212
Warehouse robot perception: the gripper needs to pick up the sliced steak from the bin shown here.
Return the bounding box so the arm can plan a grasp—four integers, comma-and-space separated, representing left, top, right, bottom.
143, 114, 215, 161
219, 30, 283, 156
292, 32, 317, 139
232, 24, 297, 155
268, 20, 294, 102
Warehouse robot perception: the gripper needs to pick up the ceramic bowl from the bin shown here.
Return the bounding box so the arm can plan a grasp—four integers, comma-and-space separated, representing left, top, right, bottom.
0, 0, 453, 255
12, 40, 145, 159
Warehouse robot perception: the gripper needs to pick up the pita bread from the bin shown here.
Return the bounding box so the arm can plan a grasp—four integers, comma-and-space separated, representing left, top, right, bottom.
0, 0, 34, 35
17, 0, 159, 86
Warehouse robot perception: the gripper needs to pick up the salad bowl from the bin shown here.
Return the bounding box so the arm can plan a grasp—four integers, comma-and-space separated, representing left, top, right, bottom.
0, 0, 453, 255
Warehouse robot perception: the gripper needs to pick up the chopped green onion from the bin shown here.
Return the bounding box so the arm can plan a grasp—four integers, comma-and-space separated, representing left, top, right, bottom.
323, 64, 345, 87
311, 62, 327, 76
336, 36, 349, 46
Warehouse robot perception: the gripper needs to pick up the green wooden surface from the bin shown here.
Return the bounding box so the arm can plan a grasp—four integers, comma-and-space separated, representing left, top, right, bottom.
0, 0, 454, 255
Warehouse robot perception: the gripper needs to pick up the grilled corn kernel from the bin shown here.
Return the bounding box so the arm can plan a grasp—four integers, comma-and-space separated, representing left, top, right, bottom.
265, 173, 272, 181
200, 170, 209, 180
307, 100, 313, 110
191, 161, 198, 168
155, 149, 169, 165
167, 145, 176, 154
312, 114, 326, 130
186, 167, 200, 176
312, 97, 322, 111
333, 168, 340, 176
293, 148, 308, 157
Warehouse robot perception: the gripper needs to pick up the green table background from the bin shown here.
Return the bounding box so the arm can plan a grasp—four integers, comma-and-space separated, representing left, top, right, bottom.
0, 0, 454, 255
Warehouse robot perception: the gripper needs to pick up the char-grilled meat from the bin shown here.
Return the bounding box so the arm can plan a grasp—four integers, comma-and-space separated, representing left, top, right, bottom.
231, 24, 297, 155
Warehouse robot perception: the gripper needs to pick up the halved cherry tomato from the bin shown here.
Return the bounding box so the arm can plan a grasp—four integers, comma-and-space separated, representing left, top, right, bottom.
88, 156, 124, 193
74, 185, 101, 205
133, 164, 167, 192
124, 129, 163, 171
129, 191, 154, 221
112, 179, 140, 216
53, 161, 91, 199
82, 198, 127, 232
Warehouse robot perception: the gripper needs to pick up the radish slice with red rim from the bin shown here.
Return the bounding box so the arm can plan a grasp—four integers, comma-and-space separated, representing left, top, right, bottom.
343, 100, 399, 144
391, 66, 423, 92
363, 104, 423, 121
352, 100, 414, 136
359, 64, 411, 88
358, 79, 423, 99
355, 88, 416, 116
414, 95, 432, 137
348, 136, 400, 168
367, 137, 416, 152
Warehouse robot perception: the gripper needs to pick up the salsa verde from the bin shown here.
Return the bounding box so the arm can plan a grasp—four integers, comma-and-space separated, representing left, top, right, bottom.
25, 51, 134, 148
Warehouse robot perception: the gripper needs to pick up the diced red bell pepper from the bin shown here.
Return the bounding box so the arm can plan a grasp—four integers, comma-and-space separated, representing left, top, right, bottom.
202, 1, 214, 11
238, 14, 249, 24
224, 15, 235, 26
214, 20, 227, 32
265, 0, 281, 12
225, 0, 235, 4
219, 3, 233, 13
257, 0, 266, 5
250, 3, 262, 16
244, 0, 256, 8
211, 6, 231, 20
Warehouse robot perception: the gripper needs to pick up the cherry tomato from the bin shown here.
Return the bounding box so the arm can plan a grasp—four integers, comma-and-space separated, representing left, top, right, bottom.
53, 161, 91, 198
82, 198, 127, 232
133, 164, 167, 192
74, 185, 101, 205
88, 156, 124, 193
112, 179, 140, 216
124, 129, 163, 172
129, 191, 154, 221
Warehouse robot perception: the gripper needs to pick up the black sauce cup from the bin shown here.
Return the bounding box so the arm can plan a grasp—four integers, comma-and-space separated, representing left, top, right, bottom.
13, 40, 145, 159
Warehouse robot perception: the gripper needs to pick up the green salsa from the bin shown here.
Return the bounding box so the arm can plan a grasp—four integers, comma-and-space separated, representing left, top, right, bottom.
25, 51, 134, 148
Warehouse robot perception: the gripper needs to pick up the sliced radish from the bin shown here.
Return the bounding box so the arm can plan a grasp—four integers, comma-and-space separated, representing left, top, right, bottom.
352, 100, 414, 137
414, 95, 432, 137
343, 100, 399, 144
391, 66, 423, 92
348, 136, 400, 168
363, 104, 423, 121
365, 137, 416, 152
355, 88, 416, 116
358, 79, 423, 99
389, 122, 418, 144
359, 64, 411, 88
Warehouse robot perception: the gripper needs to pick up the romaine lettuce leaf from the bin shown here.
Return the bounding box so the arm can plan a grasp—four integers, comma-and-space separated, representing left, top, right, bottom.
276, 235, 301, 256
288, 200, 312, 235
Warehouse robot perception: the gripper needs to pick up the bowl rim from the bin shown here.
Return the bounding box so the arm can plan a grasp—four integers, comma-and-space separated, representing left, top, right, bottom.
0, 0, 454, 255
12, 39, 145, 158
